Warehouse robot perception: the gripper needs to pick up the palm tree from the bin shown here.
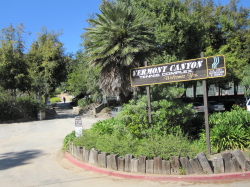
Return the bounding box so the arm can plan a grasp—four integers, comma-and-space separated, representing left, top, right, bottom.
84, 0, 155, 97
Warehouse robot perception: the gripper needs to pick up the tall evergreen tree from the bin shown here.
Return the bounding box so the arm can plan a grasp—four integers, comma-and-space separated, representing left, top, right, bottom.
0, 24, 30, 95
66, 52, 102, 100
83, 0, 155, 97
26, 28, 68, 102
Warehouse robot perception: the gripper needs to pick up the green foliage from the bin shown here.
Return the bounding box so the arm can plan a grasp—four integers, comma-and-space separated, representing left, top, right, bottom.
241, 64, 250, 96
200, 106, 250, 152
83, 0, 155, 96
209, 105, 250, 128
189, 114, 205, 139
115, 97, 149, 138
72, 129, 204, 159
115, 94, 195, 138
135, 133, 199, 159
63, 131, 75, 150
54, 88, 61, 95
66, 52, 102, 100
67, 86, 207, 159
78, 97, 93, 108
0, 90, 44, 121
0, 24, 30, 94
179, 167, 186, 175
50, 97, 61, 103
202, 0, 250, 84
91, 118, 120, 135
131, 0, 204, 61
26, 28, 69, 102
73, 130, 99, 150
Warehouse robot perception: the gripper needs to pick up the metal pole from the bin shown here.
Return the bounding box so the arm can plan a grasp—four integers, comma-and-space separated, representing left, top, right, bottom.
201, 52, 211, 155
144, 61, 152, 124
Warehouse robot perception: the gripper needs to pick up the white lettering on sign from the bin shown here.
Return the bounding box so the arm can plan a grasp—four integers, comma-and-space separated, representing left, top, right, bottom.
133, 65, 168, 76
132, 61, 204, 78
208, 69, 225, 77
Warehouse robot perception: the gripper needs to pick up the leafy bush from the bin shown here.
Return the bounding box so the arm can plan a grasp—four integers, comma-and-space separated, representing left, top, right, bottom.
54, 88, 62, 95
115, 95, 195, 138
136, 134, 202, 159
0, 91, 44, 121
72, 129, 204, 159
67, 86, 206, 160
91, 118, 125, 135
200, 106, 250, 152
73, 130, 99, 150
50, 97, 61, 103
189, 114, 205, 139
78, 98, 93, 108
63, 131, 75, 150
209, 105, 250, 128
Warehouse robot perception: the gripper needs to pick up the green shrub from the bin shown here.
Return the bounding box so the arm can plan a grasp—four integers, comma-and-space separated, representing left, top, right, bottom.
50, 97, 61, 103
200, 106, 250, 152
73, 130, 99, 150
115, 98, 149, 138
0, 92, 44, 121
66, 91, 205, 160
63, 131, 75, 150
136, 134, 198, 159
200, 123, 250, 153
209, 105, 250, 128
91, 118, 125, 135
115, 95, 195, 138
78, 98, 93, 108
72, 130, 205, 159
54, 89, 61, 95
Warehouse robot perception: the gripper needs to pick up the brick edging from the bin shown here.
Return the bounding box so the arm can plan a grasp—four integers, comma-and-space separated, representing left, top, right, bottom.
65, 152, 250, 182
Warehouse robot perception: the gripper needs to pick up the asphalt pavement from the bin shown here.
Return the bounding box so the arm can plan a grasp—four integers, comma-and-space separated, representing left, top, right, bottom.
0, 102, 250, 187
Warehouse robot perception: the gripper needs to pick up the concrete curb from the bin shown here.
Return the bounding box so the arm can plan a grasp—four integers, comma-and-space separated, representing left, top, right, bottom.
65, 153, 250, 182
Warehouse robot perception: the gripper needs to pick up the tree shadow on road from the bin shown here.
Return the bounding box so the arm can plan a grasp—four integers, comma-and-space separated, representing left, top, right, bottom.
0, 149, 43, 170
48, 102, 77, 120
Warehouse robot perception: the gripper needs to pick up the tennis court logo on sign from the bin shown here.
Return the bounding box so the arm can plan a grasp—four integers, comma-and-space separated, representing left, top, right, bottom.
212, 56, 220, 69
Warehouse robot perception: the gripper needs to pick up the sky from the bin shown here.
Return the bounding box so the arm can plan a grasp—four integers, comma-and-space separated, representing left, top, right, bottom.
0, 0, 249, 55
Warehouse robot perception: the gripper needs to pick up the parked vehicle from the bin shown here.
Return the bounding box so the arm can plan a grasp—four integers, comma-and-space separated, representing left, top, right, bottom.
191, 102, 205, 113
236, 97, 250, 108
246, 99, 250, 112
208, 101, 225, 112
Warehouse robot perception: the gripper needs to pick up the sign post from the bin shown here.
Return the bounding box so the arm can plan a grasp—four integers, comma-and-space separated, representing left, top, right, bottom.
201, 52, 211, 155
75, 116, 82, 137
130, 55, 226, 155
144, 61, 152, 124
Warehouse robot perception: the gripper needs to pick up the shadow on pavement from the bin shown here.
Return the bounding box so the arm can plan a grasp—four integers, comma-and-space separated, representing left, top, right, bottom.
0, 149, 43, 170
51, 102, 77, 119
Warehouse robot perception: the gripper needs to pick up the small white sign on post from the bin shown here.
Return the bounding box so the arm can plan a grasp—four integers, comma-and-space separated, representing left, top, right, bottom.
75, 116, 82, 137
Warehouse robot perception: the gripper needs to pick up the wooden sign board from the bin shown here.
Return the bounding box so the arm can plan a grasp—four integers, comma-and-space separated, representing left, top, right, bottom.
130, 55, 226, 87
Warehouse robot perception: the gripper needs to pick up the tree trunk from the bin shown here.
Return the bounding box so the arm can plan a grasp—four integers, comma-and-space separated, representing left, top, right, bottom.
193, 82, 197, 101
44, 93, 48, 105
234, 80, 238, 100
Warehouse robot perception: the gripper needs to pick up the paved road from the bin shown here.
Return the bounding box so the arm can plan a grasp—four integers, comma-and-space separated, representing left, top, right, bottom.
1, 102, 250, 187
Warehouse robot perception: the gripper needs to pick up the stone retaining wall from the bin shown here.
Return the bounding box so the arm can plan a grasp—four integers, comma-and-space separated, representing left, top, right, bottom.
68, 143, 250, 175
